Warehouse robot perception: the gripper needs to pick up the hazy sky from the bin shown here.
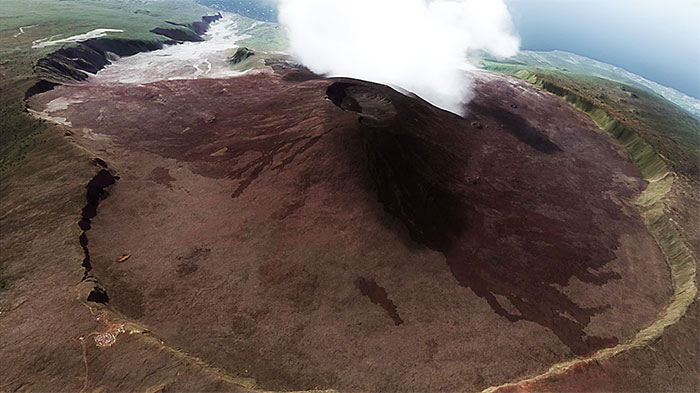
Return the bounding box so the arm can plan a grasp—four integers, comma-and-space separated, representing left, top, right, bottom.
505, 0, 700, 98
279, 0, 520, 114
202, 0, 700, 98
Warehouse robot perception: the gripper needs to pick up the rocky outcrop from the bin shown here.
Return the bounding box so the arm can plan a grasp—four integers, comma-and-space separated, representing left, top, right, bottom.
151, 13, 223, 42
150, 27, 203, 42
33, 39, 163, 83
227, 47, 254, 65
27, 13, 223, 97
23, 79, 60, 100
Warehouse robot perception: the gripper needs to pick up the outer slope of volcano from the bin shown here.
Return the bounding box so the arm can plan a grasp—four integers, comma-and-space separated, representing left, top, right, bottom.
25, 68, 672, 392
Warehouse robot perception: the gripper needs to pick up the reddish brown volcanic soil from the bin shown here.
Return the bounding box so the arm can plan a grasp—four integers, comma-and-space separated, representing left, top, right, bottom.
28, 69, 672, 392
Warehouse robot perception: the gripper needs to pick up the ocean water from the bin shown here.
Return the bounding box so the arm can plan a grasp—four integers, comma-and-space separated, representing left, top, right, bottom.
506, 0, 700, 99
196, 0, 278, 22
197, 0, 700, 99
91, 16, 248, 84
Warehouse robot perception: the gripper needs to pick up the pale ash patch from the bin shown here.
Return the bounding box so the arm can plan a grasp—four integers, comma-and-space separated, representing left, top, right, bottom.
14, 25, 37, 38
90, 16, 247, 84
32, 29, 124, 49
28, 108, 72, 127
27, 96, 84, 127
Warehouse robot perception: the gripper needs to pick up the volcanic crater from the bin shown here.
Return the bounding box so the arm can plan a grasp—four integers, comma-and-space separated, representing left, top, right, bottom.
27, 67, 672, 392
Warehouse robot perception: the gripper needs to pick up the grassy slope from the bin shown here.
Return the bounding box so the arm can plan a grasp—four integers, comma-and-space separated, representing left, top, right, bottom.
0, 2, 248, 391
481, 61, 699, 392
484, 51, 700, 120
0, 0, 211, 269
237, 22, 288, 52
482, 60, 700, 251
220, 17, 290, 73
482, 61, 699, 179
0, 0, 210, 173
0, 1, 286, 174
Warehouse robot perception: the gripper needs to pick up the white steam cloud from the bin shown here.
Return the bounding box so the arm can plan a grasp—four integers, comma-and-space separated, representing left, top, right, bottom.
277, 0, 520, 114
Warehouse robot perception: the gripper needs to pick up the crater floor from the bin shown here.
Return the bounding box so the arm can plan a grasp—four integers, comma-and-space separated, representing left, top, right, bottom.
27, 69, 672, 392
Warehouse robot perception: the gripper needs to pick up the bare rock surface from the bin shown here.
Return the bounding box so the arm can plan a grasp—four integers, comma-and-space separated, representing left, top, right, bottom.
24, 69, 672, 392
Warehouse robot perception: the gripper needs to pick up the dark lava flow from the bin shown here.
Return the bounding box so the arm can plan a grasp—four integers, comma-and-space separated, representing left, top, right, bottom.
13, 60, 682, 393
470, 103, 562, 154
228, 130, 333, 198
79, 165, 118, 303
355, 277, 403, 326
327, 81, 620, 356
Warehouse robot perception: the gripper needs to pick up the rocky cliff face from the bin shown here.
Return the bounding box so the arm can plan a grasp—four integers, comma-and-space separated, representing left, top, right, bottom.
28, 13, 223, 97
33, 39, 163, 84
150, 13, 223, 42
326, 81, 467, 251
227, 47, 255, 65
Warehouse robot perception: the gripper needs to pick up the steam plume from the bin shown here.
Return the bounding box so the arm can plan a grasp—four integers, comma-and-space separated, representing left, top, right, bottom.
277, 0, 520, 114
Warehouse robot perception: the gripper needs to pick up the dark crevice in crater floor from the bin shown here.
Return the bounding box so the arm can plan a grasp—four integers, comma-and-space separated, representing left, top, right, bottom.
79, 166, 118, 303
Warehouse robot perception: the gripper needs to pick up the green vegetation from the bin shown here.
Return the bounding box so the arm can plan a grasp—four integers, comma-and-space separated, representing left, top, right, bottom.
225, 14, 288, 52
0, 2, 217, 333
0, 0, 210, 44
482, 60, 698, 260
482, 61, 699, 183
516, 70, 669, 180
481, 59, 699, 393
0, 0, 210, 174
220, 16, 291, 72
495, 51, 700, 119
227, 46, 255, 65
151, 23, 201, 41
